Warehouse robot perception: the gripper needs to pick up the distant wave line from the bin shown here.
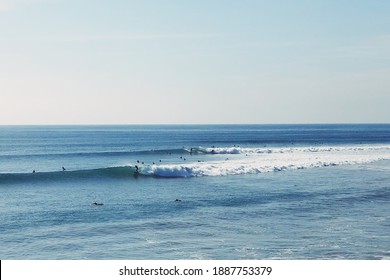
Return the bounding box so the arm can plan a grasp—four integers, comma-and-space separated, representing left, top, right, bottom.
188, 144, 390, 155
0, 148, 189, 159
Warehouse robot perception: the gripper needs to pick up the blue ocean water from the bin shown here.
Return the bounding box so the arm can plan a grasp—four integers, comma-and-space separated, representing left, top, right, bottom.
0, 124, 390, 259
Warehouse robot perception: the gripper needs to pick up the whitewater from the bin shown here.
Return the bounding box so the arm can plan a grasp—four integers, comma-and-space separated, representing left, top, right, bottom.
141, 144, 390, 177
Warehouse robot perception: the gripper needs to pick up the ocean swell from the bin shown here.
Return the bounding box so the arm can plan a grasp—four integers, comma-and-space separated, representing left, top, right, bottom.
1, 144, 390, 182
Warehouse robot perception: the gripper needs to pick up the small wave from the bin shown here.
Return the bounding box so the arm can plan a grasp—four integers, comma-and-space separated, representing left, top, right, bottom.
0, 148, 188, 160
188, 145, 390, 155
0, 166, 141, 184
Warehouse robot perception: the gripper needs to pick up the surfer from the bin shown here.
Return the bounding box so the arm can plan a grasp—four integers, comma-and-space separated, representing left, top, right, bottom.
32, 170, 36, 173
92, 202, 103, 206
175, 198, 182, 202
62, 166, 66, 171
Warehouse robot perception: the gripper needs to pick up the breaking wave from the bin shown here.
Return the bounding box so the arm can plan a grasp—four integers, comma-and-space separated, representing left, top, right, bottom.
141, 151, 390, 178
1, 144, 390, 182
188, 145, 390, 155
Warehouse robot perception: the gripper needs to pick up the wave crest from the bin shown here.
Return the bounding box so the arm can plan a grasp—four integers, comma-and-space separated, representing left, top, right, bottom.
2, 144, 390, 182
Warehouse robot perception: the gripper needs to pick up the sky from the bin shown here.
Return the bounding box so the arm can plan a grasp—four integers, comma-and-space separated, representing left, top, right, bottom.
1, 0, 390, 124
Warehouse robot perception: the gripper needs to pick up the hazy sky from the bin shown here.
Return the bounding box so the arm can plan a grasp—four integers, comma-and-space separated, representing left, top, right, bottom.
1, 0, 389, 124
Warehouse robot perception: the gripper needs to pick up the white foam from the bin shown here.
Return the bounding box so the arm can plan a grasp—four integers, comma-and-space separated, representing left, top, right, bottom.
143, 145, 390, 178
200, 145, 390, 155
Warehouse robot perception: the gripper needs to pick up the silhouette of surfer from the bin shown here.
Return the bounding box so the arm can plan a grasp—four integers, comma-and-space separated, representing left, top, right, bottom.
92, 202, 103, 206
62, 166, 66, 171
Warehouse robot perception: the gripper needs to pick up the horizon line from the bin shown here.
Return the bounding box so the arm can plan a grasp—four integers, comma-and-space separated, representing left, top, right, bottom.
1, 122, 390, 126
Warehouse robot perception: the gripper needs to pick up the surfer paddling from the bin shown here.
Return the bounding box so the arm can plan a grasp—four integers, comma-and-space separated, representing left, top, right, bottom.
92, 202, 103, 206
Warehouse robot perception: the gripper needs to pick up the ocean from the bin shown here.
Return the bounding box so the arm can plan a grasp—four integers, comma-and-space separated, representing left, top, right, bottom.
0, 124, 389, 259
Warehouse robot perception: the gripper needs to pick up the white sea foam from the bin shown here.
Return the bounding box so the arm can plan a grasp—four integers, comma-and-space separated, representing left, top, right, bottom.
143, 145, 390, 177
199, 145, 390, 155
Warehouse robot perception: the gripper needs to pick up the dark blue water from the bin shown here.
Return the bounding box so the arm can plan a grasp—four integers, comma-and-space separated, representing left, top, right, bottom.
1, 124, 390, 259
